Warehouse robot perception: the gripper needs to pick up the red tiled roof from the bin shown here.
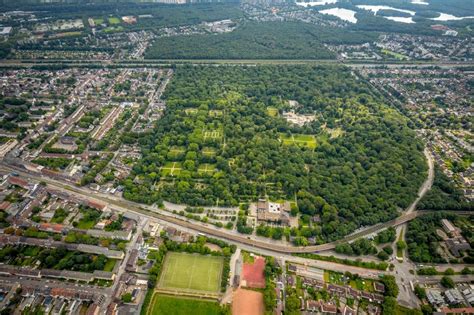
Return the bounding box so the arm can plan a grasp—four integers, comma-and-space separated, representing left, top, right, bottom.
39, 223, 64, 233
87, 200, 106, 211
440, 307, 474, 314
0, 201, 11, 210
321, 303, 337, 313
8, 176, 29, 188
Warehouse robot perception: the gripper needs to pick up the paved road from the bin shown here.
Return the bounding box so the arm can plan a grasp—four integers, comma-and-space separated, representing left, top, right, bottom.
2, 58, 474, 68
103, 216, 145, 307
390, 148, 434, 308
407, 148, 434, 214
0, 148, 434, 254
0, 274, 110, 297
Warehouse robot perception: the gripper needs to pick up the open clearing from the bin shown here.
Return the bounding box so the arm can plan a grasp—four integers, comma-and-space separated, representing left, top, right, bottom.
202, 147, 217, 157
266, 106, 279, 117
185, 108, 198, 115
92, 18, 104, 25
198, 163, 217, 175
108, 17, 121, 25
168, 146, 185, 159
158, 252, 223, 293
232, 288, 264, 315
203, 130, 222, 140
279, 133, 317, 149
148, 294, 221, 315
209, 110, 223, 117
160, 162, 182, 177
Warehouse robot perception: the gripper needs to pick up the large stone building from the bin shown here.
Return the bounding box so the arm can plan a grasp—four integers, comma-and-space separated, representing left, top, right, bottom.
256, 199, 291, 226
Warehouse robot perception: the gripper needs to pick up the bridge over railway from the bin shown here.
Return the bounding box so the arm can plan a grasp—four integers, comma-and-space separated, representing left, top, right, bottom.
1, 145, 470, 254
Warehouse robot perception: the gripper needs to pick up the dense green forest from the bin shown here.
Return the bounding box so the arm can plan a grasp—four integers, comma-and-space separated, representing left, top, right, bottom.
123, 65, 427, 241
418, 166, 472, 211
145, 21, 377, 60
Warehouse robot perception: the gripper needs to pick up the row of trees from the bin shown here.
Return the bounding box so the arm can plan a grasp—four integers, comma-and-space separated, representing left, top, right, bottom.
0, 245, 109, 272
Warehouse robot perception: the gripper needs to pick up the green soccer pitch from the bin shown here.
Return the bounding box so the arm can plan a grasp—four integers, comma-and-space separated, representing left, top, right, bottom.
157, 252, 223, 293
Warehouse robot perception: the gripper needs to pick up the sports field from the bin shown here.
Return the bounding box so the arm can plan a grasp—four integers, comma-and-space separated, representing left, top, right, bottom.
148, 294, 221, 315
279, 133, 317, 149
158, 252, 223, 293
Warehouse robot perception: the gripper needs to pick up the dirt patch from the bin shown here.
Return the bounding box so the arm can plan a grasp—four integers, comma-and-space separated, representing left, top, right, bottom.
205, 243, 222, 252
242, 256, 265, 288
232, 288, 264, 315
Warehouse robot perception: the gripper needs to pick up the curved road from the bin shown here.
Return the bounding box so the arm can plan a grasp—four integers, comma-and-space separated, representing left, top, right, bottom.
0, 147, 434, 254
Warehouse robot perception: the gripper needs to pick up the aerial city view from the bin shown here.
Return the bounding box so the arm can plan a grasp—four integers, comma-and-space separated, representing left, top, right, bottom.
0, 0, 472, 314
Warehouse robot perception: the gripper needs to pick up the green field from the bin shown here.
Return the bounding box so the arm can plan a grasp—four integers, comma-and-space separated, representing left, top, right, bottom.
280, 133, 317, 149
209, 110, 223, 117
158, 252, 223, 293
203, 129, 223, 140
148, 294, 221, 315
104, 26, 124, 33
381, 49, 408, 61
76, 218, 97, 230
103, 259, 116, 272
167, 146, 186, 159
198, 163, 216, 175
161, 162, 182, 177
185, 108, 199, 115
108, 17, 121, 25
202, 147, 217, 157
93, 18, 104, 25
267, 106, 279, 117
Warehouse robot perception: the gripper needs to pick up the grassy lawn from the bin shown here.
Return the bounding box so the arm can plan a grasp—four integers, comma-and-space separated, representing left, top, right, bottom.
185, 108, 198, 115
104, 26, 124, 33
279, 133, 317, 149
169, 146, 185, 154
23, 246, 40, 257
197, 163, 216, 176
242, 251, 254, 264
325, 271, 345, 285
349, 279, 374, 292
203, 129, 223, 141
158, 252, 223, 293
381, 49, 408, 60
103, 259, 116, 272
108, 17, 121, 24
76, 218, 97, 229
397, 228, 404, 259
266, 107, 279, 117
209, 110, 223, 117
93, 18, 104, 25
149, 294, 221, 315
147, 249, 159, 260
161, 162, 182, 177
202, 147, 217, 157
50, 208, 69, 224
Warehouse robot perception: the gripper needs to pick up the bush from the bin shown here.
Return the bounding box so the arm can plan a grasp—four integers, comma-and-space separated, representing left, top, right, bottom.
440, 276, 455, 288
383, 246, 394, 255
